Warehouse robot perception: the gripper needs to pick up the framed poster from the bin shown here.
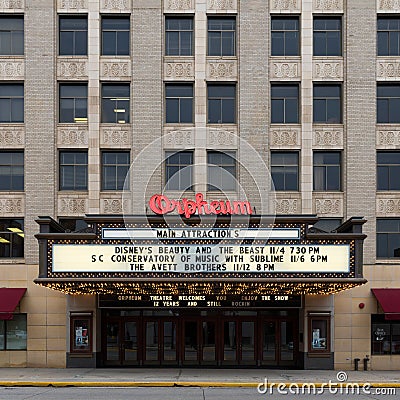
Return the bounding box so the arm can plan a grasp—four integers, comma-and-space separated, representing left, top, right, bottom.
70, 314, 92, 353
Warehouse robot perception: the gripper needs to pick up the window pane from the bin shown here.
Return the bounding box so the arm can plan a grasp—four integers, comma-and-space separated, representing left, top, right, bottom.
180, 31, 192, 55
180, 98, 193, 123
6, 314, 27, 350
208, 99, 221, 123
221, 31, 234, 56
103, 31, 116, 55
166, 98, 179, 123
285, 98, 298, 123
117, 31, 129, 55
377, 31, 389, 56
389, 98, 400, 123
377, 166, 389, 190
0, 98, 10, 122
208, 32, 221, 56
326, 166, 340, 190
60, 98, 74, 123
285, 167, 298, 190
326, 31, 341, 56
75, 31, 87, 55
0, 321, 4, 350
271, 99, 284, 123
377, 98, 389, 123
313, 99, 326, 123
166, 31, 179, 55
327, 98, 340, 123
313, 32, 326, 56
389, 166, 400, 190
75, 98, 87, 119
285, 31, 299, 56
12, 30, 23, 55
221, 98, 235, 123
271, 32, 284, 56
0, 31, 11, 55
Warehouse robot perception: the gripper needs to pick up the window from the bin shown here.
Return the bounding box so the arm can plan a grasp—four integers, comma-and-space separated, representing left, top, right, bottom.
378, 17, 400, 56
59, 84, 88, 123
271, 152, 299, 191
59, 151, 88, 191
165, 17, 193, 56
271, 17, 299, 56
377, 152, 400, 190
308, 313, 331, 354
377, 219, 400, 258
271, 84, 299, 124
377, 84, 400, 123
0, 151, 23, 191
207, 151, 236, 191
313, 17, 341, 56
208, 17, 236, 56
372, 315, 400, 355
59, 219, 89, 232
0, 84, 24, 123
165, 151, 193, 191
313, 151, 341, 191
0, 219, 24, 258
0, 314, 27, 350
208, 84, 236, 124
59, 16, 87, 56
0, 16, 23, 55
165, 84, 193, 124
101, 83, 130, 123
313, 84, 341, 124
102, 151, 130, 191
101, 16, 130, 56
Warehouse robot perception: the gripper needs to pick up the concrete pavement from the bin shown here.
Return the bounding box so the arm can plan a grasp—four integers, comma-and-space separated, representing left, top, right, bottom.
0, 368, 399, 387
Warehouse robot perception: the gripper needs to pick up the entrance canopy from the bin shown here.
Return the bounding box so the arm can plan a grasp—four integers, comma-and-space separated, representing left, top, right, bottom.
34, 215, 367, 296
0, 288, 26, 320
372, 288, 400, 320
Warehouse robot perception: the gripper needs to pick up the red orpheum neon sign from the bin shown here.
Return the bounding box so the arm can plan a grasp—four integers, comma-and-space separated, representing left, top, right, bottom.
149, 193, 253, 218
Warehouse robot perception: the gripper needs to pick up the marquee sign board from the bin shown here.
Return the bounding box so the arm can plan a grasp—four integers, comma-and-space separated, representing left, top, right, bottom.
52, 243, 350, 274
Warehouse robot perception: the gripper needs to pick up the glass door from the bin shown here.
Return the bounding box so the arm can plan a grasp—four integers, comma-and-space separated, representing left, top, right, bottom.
163, 320, 177, 364
105, 319, 121, 365
183, 320, 199, 364
122, 320, 139, 365
222, 320, 238, 365
261, 320, 277, 365
280, 320, 295, 365
240, 320, 256, 365
144, 320, 159, 364
201, 319, 216, 365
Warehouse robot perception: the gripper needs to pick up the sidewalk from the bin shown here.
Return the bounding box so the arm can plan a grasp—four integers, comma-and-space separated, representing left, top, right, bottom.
0, 368, 399, 387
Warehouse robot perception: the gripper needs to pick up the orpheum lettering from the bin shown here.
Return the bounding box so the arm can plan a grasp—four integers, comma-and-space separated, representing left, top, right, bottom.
149, 193, 253, 218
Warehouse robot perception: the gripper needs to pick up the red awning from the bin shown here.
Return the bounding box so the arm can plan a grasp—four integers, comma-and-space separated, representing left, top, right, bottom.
0, 288, 26, 320
372, 288, 400, 320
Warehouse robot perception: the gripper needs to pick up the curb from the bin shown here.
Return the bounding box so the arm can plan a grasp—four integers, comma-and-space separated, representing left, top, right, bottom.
0, 381, 399, 388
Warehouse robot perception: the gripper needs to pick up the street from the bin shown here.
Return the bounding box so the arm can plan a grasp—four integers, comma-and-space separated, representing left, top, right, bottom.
0, 387, 398, 400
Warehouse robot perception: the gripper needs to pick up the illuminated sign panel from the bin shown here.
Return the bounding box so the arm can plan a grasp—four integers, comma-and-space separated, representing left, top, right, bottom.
52, 243, 350, 273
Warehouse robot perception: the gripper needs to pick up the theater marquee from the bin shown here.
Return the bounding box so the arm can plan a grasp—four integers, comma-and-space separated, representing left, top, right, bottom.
34, 214, 367, 296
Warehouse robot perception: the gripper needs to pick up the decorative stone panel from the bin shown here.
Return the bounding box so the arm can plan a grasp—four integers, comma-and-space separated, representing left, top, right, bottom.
273, 196, 301, 215
58, 127, 89, 147
57, 59, 88, 79
207, 127, 238, 149
270, 60, 301, 80
101, 127, 132, 147
58, 196, 88, 216
377, 0, 400, 12
313, 126, 344, 148
313, 59, 343, 81
164, 0, 194, 12
377, 196, 400, 216
207, 0, 237, 11
0, 0, 24, 10
270, 126, 301, 148
100, 0, 131, 12
0, 126, 24, 147
207, 60, 237, 81
100, 59, 131, 80
164, 60, 194, 81
0, 60, 24, 80
57, 0, 87, 11
377, 59, 400, 80
377, 127, 400, 148
164, 128, 195, 149
313, 0, 343, 12
0, 196, 24, 217
101, 198, 131, 214
270, 0, 300, 13
313, 194, 343, 217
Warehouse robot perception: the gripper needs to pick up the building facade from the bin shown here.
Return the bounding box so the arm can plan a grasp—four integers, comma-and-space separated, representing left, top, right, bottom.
0, 0, 400, 370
